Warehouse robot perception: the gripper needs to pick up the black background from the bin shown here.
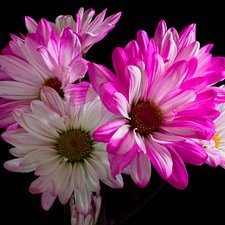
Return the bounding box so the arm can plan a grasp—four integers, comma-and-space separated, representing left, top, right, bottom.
1, 1, 225, 224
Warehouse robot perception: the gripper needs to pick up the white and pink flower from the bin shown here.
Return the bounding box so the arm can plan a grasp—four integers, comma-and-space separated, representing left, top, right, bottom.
88, 21, 225, 189
0, 18, 97, 130
2, 86, 123, 211
25, 7, 122, 54
197, 100, 225, 167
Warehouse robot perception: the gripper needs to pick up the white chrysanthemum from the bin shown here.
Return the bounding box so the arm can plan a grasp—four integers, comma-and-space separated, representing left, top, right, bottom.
2, 86, 123, 210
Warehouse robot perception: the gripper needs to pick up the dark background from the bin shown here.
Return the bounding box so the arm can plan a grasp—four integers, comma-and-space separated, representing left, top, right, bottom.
1, 1, 225, 224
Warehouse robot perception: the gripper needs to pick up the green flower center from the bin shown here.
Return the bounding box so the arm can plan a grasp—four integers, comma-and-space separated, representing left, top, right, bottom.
55, 129, 95, 162
129, 101, 162, 136
39, 77, 64, 98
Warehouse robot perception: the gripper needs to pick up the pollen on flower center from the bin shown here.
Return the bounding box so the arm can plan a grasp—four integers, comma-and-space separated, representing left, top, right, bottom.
129, 101, 162, 136
39, 78, 64, 98
212, 133, 221, 148
55, 129, 95, 162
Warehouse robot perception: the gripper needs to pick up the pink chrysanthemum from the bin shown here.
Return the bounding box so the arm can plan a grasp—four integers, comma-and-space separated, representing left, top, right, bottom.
25, 7, 121, 54
88, 22, 225, 189
197, 98, 225, 167
2, 86, 123, 210
0, 18, 97, 130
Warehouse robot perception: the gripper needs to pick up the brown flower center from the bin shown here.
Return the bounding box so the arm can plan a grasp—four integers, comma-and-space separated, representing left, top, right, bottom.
39, 77, 64, 98
55, 129, 95, 162
129, 102, 162, 136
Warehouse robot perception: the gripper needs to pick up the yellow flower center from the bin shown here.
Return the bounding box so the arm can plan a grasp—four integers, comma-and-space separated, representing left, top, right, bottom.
39, 77, 64, 98
55, 129, 95, 162
212, 133, 221, 148
129, 101, 162, 136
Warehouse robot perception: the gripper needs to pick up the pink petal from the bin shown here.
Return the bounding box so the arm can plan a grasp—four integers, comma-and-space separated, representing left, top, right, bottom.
25, 16, 38, 33
149, 60, 188, 104
88, 62, 116, 95
23, 37, 53, 79
108, 144, 137, 179
210, 56, 225, 68
65, 54, 88, 84
154, 20, 167, 53
112, 47, 131, 86
166, 146, 188, 189
201, 67, 225, 85
145, 137, 173, 180
178, 23, 196, 51
107, 125, 135, 155
159, 89, 196, 113
175, 41, 200, 62
144, 52, 164, 101
151, 131, 185, 145
3, 158, 37, 172
88, 8, 107, 32
41, 189, 57, 211
40, 86, 70, 117
102, 11, 121, 25
124, 40, 141, 59
29, 175, 52, 194
174, 139, 207, 165
127, 65, 142, 104
101, 172, 123, 189
64, 82, 97, 106
0, 55, 44, 85
205, 152, 221, 167
113, 92, 131, 118
129, 152, 151, 188
35, 18, 54, 47
162, 116, 215, 140
99, 82, 121, 115
0, 81, 38, 99
136, 30, 149, 57
37, 46, 62, 81
93, 119, 128, 143
59, 31, 81, 72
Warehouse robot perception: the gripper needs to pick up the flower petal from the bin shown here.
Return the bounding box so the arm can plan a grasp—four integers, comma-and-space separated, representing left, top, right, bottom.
4, 158, 37, 172
107, 125, 135, 155
108, 144, 137, 179
88, 62, 117, 95
72, 162, 86, 192
145, 137, 173, 180
129, 152, 151, 188
41, 189, 57, 211
93, 119, 127, 143
51, 161, 72, 196
166, 146, 188, 189
0, 81, 38, 99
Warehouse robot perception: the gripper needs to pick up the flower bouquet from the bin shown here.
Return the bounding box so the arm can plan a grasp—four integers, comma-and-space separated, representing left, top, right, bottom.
1, 7, 225, 225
